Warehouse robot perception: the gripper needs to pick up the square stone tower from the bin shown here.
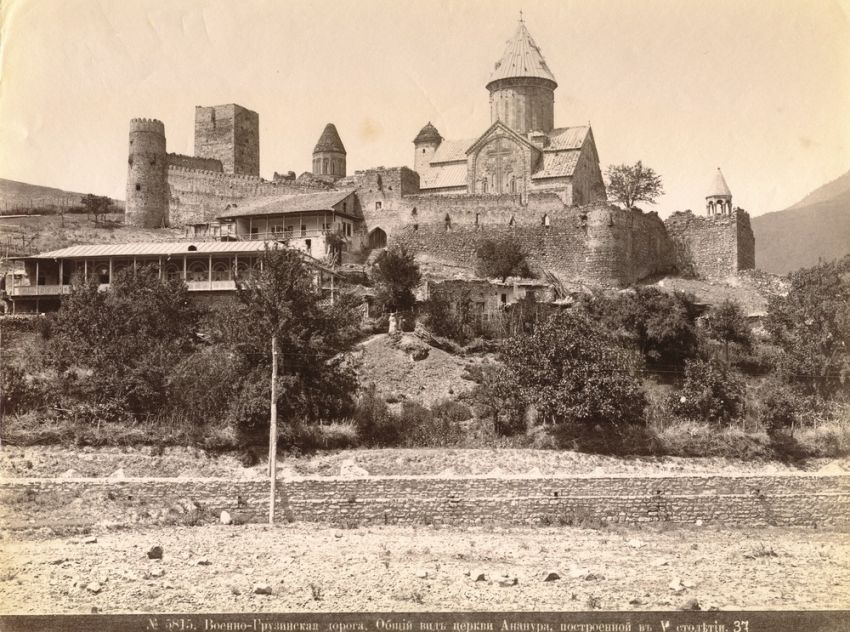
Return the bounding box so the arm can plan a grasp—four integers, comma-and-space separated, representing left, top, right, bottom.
194, 104, 259, 176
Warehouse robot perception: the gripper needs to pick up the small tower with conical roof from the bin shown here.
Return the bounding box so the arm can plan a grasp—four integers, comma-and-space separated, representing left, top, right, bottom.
413, 122, 443, 175
312, 123, 346, 180
707, 167, 733, 216
487, 16, 558, 135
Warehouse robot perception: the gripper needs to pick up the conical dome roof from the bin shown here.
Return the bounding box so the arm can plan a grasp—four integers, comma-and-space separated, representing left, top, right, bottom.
413, 122, 442, 144
313, 123, 346, 154
707, 168, 732, 198
487, 21, 557, 89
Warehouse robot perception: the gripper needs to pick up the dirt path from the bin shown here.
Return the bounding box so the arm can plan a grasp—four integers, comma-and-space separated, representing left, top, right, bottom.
1, 523, 847, 613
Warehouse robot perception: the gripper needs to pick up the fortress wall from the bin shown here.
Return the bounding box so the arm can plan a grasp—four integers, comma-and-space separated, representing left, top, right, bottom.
665, 210, 753, 279
3, 474, 848, 529
388, 204, 673, 286
166, 167, 327, 226
166, 153, 223, 172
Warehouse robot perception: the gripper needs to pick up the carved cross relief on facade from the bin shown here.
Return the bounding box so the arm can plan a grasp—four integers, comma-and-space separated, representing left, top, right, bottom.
480, 136, 519, 194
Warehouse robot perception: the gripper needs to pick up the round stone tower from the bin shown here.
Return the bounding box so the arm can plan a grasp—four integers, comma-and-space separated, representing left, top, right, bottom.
312, 123, 346, 180
706, 167, 733, 216
486, 19, 557, 135
126, 118, 168, 228
413, 122, 443, 175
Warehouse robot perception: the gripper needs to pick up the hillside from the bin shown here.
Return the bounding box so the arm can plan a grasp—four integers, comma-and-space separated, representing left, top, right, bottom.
0, 177, 122, 213
752, 170, 850, 274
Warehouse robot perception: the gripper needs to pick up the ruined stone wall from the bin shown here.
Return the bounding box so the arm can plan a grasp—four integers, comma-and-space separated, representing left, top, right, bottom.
166, 167, 328, 226
665, 209, 755, 279
166, 153, 223, 172
3, 474, 848, 529
193, 104, 260, 176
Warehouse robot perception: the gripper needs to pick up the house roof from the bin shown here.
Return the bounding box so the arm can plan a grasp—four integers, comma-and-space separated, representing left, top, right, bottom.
413, 122, 443, 145
486, 21, 557, 89
218, 189, 358, 219
20, 241, 338, 273
707, 168, 732, 198
313, 123, 346, 154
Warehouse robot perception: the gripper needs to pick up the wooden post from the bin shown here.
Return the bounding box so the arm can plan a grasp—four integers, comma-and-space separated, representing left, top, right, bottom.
183, 255, 187, 281
268, 334, 278, 524
84, 259, 88, 283
208, 254, 213, 289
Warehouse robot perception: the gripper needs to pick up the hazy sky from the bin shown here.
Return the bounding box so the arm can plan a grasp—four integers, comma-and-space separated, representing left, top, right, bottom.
1, 0, 848, 217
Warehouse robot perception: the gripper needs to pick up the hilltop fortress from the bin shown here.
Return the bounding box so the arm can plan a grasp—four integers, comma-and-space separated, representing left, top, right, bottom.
124, 19, 754, 287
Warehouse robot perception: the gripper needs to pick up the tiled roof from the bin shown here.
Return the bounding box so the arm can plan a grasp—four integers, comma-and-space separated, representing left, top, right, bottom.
707, 168, 732, 197
430, 138, 476, 164
532, 150, 581, 179
546, 126, 589, 151
313, 123, 346, 154
487, 21, 557, 88
413, 122, 442, 145
419, 163, 468, 190
218, 190, 357, 218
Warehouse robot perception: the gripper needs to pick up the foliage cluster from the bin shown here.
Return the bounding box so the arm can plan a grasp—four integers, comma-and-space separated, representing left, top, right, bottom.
475, 239, 532, 282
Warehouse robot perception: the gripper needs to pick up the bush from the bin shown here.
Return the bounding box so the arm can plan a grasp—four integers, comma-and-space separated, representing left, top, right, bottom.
0, 365, 40, 414
475, 238, 532, 282
353, 384, 404, 446
757, 380, 801, 435
671, 357, 746, 424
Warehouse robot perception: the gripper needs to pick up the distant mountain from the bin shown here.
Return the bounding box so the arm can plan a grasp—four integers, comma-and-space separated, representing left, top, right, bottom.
0, 178, 122, 213
752, 171, 850, 275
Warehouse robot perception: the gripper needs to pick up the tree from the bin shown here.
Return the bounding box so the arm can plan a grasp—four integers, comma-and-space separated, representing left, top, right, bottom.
766, 255, 850, 398
46, 266, 201, 416
370, 245, 421, 314
215, 246, 361, 429
605, 161, 664, 209
495, 311, 646, 431
704, 299, 752, 366
577, 287, 700, 369
80, 194, 112, 225
476, 238, 532, 282
671, 357, 746, 424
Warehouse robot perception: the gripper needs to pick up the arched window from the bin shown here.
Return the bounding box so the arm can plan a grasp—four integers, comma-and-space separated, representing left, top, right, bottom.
510, 177, 516, 194
508, 215, 516, 227
542, 214, 550, 227
475, 212, 480, 227
164, 262, 181, 282
212, 261, 230, 281
481, 179, 488, 194
331, 162, 335, 175
411, 207, 417, 218
187, 260, 208, 282
322, 158, 329, 174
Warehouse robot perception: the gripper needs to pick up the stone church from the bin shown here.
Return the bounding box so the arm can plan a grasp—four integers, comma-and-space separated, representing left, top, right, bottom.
413, 19, 606, 206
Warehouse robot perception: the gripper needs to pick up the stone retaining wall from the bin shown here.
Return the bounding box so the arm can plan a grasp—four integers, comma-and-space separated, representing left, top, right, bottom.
2, 474, 848, 529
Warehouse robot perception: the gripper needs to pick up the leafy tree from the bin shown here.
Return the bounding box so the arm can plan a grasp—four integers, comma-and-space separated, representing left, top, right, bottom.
605, 161, 664, 209
370, 245, 421, 314
495, 311, 646, 430
81, 193, 112, 225
577, 287, 700, 368
671, 357, 746, 424
422, 285, 478, 345
704, 299, 752, 366
46, 266, 201, 416
476, 238, 532, 282
766, 255, 850, 398
212, 246, 361, 431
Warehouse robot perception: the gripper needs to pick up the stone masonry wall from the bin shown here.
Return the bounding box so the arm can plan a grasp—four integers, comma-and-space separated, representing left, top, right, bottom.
2, 474, 848, 529
193, 105, 260, 176
167, 167, 329, 226
388, 203, 673, 286
166, 153, 223, 173
665, 209, 755, 279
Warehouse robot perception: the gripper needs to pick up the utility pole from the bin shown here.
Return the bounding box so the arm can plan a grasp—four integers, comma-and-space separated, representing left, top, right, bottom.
268, 334, 278, 524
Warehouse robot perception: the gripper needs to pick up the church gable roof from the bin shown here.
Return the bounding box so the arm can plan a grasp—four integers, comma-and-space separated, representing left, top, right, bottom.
313, 123, 346, 154
419, 163, 468, 190
430, 138, 476, 164
546, 126, 591, 151
487, 21, 557, 89
465, 120, 540, 157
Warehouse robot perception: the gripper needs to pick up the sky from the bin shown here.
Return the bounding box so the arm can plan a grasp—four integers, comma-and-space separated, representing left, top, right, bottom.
0, 0, 848, 217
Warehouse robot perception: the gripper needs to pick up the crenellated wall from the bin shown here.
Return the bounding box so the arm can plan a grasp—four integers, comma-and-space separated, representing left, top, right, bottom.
665, 209, 755, 279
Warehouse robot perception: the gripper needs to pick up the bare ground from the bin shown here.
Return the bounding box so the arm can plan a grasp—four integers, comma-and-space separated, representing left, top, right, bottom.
1, 523, 847, 613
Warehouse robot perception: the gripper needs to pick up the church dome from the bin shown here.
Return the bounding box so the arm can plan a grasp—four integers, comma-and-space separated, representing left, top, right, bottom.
413, 122, 442, 145
313, 123, 346, 154
486, 21, 557, 90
